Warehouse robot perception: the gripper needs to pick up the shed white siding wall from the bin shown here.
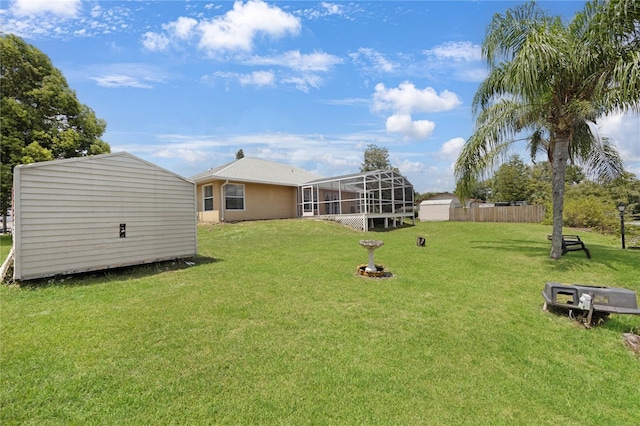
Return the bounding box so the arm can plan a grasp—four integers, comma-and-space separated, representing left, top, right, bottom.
13, 153, 197, 280
418, 200, 452, 221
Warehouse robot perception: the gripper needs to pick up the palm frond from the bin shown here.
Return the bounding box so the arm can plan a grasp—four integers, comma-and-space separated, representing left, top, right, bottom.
483, 1, 550, 66
528, 130, 550, 164
571, 120, 625, 182
455, 99, 538, 199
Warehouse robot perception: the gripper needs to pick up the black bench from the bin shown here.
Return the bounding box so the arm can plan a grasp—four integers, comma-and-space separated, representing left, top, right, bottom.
547, 234, 591, 258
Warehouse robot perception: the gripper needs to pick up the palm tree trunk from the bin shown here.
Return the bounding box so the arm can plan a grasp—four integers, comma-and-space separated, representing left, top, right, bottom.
550, 137, 570, 259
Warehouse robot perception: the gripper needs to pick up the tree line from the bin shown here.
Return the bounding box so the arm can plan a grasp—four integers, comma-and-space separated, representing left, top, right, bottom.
1, 34, 111, 230
458, 154, 639, 232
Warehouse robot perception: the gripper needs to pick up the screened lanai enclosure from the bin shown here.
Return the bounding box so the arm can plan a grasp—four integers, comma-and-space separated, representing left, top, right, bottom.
298, 170, 415, 231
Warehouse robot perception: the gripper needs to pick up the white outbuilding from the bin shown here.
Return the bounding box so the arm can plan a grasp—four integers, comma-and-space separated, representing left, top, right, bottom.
418, 199, 454, 221
12, 152, 197, 281
418, 193, 463, 221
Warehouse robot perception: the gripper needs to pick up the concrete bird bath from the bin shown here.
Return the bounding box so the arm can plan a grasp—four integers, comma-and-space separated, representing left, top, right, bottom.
358, 239, 386, 277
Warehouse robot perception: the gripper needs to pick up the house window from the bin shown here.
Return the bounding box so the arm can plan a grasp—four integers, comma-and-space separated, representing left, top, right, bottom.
225, 184, 244, 210
203, 185, 213, 211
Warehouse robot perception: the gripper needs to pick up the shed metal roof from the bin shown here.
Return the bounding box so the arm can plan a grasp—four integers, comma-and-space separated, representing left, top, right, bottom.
189, 157, 323, 187
15, 152, 192, 183
420, 199, 454, 206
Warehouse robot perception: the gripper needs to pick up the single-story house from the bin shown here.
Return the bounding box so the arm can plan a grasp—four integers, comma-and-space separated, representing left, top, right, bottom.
190, 157, 323, 223
190, 158, 415, 231
418, 193, 462, 221
12, 152, 197, 281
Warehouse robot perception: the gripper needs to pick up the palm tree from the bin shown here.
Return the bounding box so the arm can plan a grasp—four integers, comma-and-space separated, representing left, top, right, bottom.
455, 0, 639, 259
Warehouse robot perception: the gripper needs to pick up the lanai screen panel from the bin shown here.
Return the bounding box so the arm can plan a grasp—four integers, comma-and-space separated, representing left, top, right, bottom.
300, 170, 414, 216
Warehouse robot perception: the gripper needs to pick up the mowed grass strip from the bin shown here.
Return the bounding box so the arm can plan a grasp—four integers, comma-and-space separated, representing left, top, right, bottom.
1, 220, 639, 424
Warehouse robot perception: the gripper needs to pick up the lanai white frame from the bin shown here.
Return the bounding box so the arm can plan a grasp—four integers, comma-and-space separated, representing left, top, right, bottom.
298, 170, 415, 231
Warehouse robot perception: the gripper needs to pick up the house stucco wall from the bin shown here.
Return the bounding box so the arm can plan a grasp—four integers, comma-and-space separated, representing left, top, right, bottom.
195, 181, 298, 223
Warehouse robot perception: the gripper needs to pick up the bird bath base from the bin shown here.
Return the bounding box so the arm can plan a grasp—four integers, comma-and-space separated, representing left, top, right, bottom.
356, 264, 392, 278
357, 264, 385, 277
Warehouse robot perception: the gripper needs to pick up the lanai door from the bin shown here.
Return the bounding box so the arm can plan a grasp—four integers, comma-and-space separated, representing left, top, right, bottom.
302, 186, 315, 216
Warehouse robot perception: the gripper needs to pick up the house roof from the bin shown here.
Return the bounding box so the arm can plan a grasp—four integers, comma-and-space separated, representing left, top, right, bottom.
189, 157, 324, 187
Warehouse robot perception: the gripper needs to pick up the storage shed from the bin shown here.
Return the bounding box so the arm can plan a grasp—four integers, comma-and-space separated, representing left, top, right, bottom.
12, 152, 197, 281
418, 193, 463, 222
418, 199, 454, 221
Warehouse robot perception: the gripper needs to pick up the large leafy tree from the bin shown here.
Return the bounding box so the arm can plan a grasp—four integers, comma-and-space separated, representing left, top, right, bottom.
0, 34, 110, 228
455, 0, 639, 259
491, 154, 532, 203
361, 144, 399, 173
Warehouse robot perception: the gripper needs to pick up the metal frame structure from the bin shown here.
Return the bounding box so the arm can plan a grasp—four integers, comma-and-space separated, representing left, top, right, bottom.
298, 170, 415, 231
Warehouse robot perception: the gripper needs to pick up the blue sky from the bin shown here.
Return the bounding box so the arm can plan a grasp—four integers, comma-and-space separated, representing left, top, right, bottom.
2, 0, 639, 192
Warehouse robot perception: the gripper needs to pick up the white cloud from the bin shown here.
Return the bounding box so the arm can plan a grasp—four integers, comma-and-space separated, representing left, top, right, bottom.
298, 1, 352, 20
425, 41, 482, 62
140, 2, 303, 57
247, 50, 343, 72
456, 68, 488, 82
89, 64, 167, 89
238, 50, 341, 91
198, 0, 300, 53
239, 71, 275, 87
92, 75, 153, 89
439, 137, 465, 161
141, 16, 197, 51
5, 2, 135, 39
154, 148, 207, 163
371, 82, 461, 140
314, 152, 357, 169
141, 32, 170, 52
205, 69, 318, 91
372, 82, 461, 114
321, 2, 343, 16
349, 48, 397, 73
421, 41, 487, 82
90, 4, 101, 18
399, 160, 457, 193
398, 159, 425, 174
11, 0, 81, 17
385, 114, 435, 139
281, 74, 323, 92
323, 97, 369, 107
163, 17, 198, 40
597, 112, 640, 174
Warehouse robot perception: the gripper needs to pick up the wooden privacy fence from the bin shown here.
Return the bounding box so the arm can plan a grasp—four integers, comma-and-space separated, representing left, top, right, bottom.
450, 205, 546, 223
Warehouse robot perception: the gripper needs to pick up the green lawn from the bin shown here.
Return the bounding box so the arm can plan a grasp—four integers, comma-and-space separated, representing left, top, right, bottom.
1, 220, 639, 424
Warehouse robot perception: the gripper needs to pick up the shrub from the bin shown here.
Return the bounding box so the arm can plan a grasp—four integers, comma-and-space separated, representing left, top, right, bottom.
563, 195, 618, 232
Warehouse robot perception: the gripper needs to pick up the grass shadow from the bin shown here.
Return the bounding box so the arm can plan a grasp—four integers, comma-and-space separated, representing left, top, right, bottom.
10, 255, 219, 289
467, 238, 551, 257
368, 223, 416, 233
546, 244, 639, 273
469, 238, 637, 272
602, 315, 640, 334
